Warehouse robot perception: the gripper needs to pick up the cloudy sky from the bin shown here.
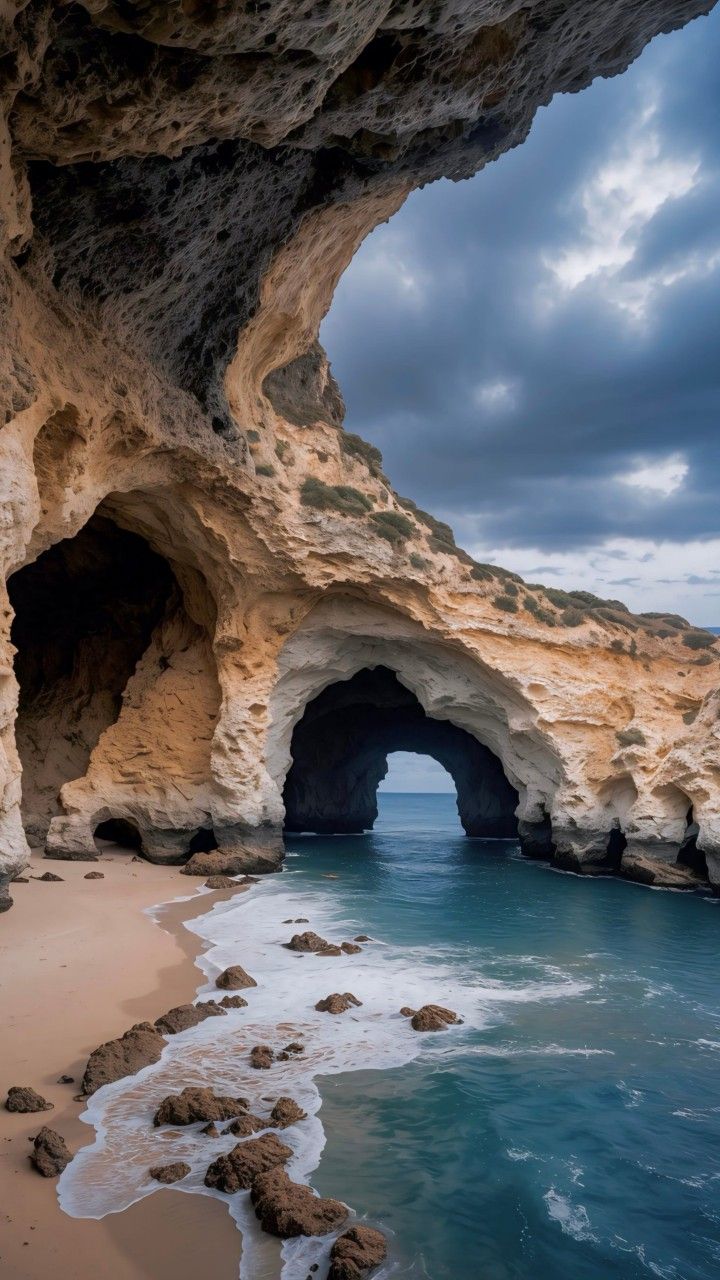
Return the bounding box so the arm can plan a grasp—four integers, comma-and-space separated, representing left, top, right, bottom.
323, 5, 720, 653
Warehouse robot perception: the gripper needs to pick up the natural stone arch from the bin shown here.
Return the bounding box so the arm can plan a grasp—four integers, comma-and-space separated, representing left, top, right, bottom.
283, 665, 519, 836
268, 596, 565, 841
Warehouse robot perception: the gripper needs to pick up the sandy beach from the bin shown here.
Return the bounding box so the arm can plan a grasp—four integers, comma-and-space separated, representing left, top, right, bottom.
1, 847, 243, 1280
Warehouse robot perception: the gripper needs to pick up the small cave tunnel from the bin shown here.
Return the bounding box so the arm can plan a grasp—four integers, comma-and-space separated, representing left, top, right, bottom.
283, 666, 519, 837
8, 513, 177, 845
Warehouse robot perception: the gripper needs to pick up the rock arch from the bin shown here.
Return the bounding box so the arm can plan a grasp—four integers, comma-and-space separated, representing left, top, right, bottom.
268, 596, 564, 843
283, 665, 519, 836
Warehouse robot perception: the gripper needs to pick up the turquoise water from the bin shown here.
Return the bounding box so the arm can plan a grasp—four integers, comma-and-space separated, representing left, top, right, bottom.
287, 793, 720, 1280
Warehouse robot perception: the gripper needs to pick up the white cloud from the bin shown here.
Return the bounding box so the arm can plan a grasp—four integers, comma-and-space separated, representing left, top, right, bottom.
341, 235, 428, 305
619, 453, 688, 497
473, 377, 520, 412
466, 535, 720, 621
541, 90, 713, 321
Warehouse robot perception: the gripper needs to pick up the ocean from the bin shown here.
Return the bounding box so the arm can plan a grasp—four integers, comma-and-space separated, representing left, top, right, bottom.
59, 793, 720, 1279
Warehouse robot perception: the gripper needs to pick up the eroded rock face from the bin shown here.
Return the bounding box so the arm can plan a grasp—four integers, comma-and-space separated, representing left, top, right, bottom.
269, 1097, 307, 1128
315, 993, 363, 1015
250, 1167, 348, 1238
329, 1226, 388, 1280
30, 1127, 73, 1177
204, 1134, 292, 1193
153, 1001, 226, 1035
6, 1086, 52, 1113
153, 1087, 249, 1127
215, 965, 257, 991
149, 1161, 191, 1185
82, 1022, 166, 1096
1, 0, 718, 898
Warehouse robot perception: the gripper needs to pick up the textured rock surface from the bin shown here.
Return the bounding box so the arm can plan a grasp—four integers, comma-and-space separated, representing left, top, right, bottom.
250, 1167, 348, 1238
153, 1087, 249, 1127
1, 0, 718, 902
149, 1161, 191, 1185
6, 1085, 52, 1113
329, 1225, 388, 1280
409, 1005, 460, 1032
204, 1134, 292, 1193
30, 1126, 72, 1177
315, 993, 363, 1015
153, 1000, 226, 1035
82, 1022, 165, 1096
269, 1097, 307, 1128
215, 965, 257, 991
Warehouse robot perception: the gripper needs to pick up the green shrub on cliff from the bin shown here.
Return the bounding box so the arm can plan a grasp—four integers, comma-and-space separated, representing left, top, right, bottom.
494, 595, 518, 613
340, 432, 384, 476
300, 476, 373, 516
255, 463, 275, 477
682, 630, 717, 651
369, 510, 415, 545
559, 607, 584, 627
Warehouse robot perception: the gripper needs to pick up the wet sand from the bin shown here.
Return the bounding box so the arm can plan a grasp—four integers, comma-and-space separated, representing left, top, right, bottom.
1, 847, 243, 1280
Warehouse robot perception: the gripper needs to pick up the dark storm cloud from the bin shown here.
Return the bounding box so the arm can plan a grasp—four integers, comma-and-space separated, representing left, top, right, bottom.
321, 7, 720, 556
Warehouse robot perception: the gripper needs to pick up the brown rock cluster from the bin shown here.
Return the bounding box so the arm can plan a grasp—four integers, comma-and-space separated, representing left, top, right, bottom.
82, 1022, 165, 1096
205, 1134, 292, 1193
149, 1161, 191, 1184
153, 1087, 249, 1127
401, 1005, 460, 1032
329, 1225, 388, 1280
30, 1127, 73, 1177
215, 965, 257, 991
315, 993, 363, 1015
6, 1086, 53, 1113
250, 1167, 348, 1238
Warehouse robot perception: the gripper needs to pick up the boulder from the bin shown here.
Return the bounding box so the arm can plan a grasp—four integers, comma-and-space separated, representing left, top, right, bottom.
329, 1225, 388, 1280
621, 855, 702, 889
30, 1127, 72, 1177
201, 1121, 221, 1137
6, 1086, 53, 1113
250, 1167, 347, 1238
153, 1086, 249, 1127
154, 1001, 226, 1035
341, 942, 362, 955
204, 875, 238, 888
410, 1005, 459, 1032
204, 1133, 292, 1193
250, 1044, 274, 1070
32, 871, 64, 882
318, 945, 343, 957
399, 1007, 416, 1018
219, 994, 248, 1009
286, 931, 331, 953
269, 1097, 307, 1128
284, 1042, 304, 1055
315, 993, 362, 1015
84, 871, 105, 879
354, 935, 371, 943
181, 848, 278, 878
149, 1161, 191, 1184
215, 965, 257, 990
224, 1112, 266, 1137
82, 1022, 165, 1095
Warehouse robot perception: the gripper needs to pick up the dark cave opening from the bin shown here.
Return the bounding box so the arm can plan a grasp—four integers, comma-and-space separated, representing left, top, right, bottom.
677, 806, 708, 878
282, 666, 519, 837
94, 817, 144, 851
8, 513, 176, 843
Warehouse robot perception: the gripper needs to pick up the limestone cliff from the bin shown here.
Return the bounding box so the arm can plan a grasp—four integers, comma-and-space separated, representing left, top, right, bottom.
1, 0, 718, 909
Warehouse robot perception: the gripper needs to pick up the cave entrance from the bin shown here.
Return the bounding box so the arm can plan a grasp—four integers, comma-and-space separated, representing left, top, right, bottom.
9, 513, 175, 844
282, 666, 519, 837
